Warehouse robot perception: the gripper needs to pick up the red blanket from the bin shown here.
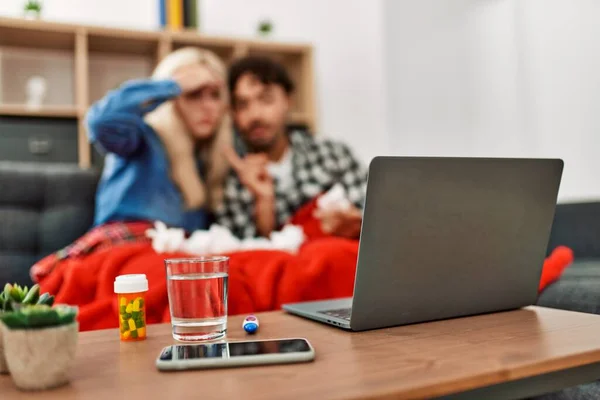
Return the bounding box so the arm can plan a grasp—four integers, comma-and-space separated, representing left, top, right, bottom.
38, 238, 359, 331
34, 195, 574, 332
38, 238, 572, 332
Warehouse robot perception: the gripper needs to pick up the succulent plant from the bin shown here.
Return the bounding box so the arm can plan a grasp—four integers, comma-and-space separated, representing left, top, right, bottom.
0, 305, 77, 330
1, 284, 54, 313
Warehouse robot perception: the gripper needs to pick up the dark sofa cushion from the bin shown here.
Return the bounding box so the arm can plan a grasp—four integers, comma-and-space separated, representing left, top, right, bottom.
540, 202, 600, 313
537, 203, 600, 398
0, 162, 99, 285
538, 260, 600, 315
547, 202, 600, 258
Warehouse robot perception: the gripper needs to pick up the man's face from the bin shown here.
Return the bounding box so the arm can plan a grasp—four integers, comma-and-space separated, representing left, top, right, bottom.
232, 73, 290, 152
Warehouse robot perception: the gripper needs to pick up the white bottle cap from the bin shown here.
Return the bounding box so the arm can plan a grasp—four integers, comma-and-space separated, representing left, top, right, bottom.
114, 274, 149, 294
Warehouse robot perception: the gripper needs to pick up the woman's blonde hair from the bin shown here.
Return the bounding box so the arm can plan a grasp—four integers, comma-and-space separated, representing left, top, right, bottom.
144, 47, 231, 211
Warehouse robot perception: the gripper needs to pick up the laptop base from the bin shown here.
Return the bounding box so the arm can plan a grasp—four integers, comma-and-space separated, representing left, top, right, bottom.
283, 298, 352, 330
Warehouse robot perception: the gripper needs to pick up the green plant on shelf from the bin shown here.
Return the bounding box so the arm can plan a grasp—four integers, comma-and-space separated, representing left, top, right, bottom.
24, 0, 42, 13
257, 20, 273, 37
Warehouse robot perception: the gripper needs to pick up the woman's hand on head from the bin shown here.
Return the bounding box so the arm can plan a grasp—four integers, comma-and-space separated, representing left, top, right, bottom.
172, 64, 222, 94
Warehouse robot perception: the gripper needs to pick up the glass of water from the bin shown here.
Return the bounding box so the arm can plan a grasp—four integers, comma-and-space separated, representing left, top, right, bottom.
165, 257, 229, 341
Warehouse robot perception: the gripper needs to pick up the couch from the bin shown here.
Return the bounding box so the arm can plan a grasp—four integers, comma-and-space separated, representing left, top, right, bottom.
0, 162, 99, 286
534, 203, 600, 400
537, 202, 600, 315
1, 161, 599, 398
3, 161, 600, 290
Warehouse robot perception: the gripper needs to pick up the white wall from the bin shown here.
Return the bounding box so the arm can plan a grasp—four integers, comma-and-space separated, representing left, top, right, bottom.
0, 0, 388, 164
3, 0, 600, 201
0, 0, 157, 29
201, 0, 388, 163
383, 0, 600, 201
518, 0, 600, 202
383, 0, 527, 158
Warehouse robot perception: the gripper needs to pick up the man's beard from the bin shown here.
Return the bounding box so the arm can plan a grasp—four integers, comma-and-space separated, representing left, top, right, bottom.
246, 137, 277, 153
240, 121, 276, 153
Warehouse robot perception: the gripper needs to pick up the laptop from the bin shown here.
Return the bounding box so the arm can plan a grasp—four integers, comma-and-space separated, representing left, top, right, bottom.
283, 156, 563, 331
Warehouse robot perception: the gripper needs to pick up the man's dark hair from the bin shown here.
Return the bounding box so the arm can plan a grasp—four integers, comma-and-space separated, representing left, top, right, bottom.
228, 56, 295, 99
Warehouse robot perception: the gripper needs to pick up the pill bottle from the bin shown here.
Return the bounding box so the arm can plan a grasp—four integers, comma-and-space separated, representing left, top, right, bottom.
114, 274, 148, 342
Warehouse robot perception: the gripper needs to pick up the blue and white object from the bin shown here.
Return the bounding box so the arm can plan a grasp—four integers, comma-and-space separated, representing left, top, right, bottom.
243, 315, 259, 334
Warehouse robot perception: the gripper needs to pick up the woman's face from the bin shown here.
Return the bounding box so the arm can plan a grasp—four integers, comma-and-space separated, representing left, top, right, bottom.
174, 65, 226, 141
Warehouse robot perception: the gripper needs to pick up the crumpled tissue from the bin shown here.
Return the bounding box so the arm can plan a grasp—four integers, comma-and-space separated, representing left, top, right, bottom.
146, 183, 352, 255
316, 183, 351, 211
146, 222, 306, 255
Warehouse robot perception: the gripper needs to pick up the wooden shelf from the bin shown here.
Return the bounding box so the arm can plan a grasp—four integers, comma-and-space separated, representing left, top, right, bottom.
0, 104, 78, 118
88, 28, 161, 55
289, 111, 311, 126
0, 16, 78, 32
246, 40, 310, 54
0, 17, 316, 168
0, 17, 75, 50
169, 30, 238, 47
169, 31, 237, 62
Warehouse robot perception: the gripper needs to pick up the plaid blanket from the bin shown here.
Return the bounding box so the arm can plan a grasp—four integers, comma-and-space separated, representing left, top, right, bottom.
30, 221, 153, 283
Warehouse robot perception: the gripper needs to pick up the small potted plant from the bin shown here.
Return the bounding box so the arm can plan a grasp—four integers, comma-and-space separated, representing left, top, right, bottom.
23, 0, 43, 20
257, 19, 274, 38
0, 284, 54, 375
1, 304, 78, 391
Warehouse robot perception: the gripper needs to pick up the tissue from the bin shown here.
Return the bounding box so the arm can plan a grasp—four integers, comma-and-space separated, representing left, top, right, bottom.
145, 221, 185, 253
148, 222, 305, 255
316, 183, 351, 211
147, 183, 353, 255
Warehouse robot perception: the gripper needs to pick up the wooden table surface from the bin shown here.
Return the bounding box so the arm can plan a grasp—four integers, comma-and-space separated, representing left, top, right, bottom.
3, 306, 600, 399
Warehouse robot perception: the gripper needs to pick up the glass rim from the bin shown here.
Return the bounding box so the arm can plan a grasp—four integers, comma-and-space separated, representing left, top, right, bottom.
164, 256, 229, 264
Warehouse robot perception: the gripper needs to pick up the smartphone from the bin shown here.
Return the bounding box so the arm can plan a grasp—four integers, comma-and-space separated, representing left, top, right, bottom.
156, 338, 315, 371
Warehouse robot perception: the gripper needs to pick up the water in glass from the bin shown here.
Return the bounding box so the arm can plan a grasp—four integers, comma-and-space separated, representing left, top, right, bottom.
166, 257, 228, 341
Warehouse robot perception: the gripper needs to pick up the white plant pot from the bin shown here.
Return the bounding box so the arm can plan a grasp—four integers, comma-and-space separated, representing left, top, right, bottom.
0, 326, 7, 374
1, 322, 78, 391
23, 10, 41, 20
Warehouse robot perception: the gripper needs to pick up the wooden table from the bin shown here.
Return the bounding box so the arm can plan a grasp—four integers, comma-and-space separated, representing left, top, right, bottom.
3, 306, 600, 399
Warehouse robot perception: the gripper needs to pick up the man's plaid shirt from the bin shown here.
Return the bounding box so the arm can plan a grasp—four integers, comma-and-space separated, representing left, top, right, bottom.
215, 130, 368, 238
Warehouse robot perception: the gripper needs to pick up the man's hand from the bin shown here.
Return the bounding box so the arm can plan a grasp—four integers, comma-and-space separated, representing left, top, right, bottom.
224, 146, 276, 237
314, 205, 363, 239
172, 64, 222, 95
223, 147, 275, 200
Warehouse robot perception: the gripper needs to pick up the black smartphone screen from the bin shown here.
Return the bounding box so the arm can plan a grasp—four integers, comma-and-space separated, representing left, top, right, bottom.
158, 339, 311, 361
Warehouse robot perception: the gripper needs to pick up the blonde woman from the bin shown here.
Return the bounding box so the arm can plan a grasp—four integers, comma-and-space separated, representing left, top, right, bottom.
86, 47, 231, 232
